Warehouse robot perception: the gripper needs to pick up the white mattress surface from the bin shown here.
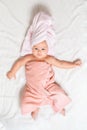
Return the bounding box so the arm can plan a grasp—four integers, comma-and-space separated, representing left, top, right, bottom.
0, 0, 87, 130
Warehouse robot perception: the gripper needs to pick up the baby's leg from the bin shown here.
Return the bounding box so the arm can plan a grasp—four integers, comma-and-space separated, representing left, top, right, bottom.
60, 108, 65, 116
46, 83, 71, 116
31, 108, 39, 120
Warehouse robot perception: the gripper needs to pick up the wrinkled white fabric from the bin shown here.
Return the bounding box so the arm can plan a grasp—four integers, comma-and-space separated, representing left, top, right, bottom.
21, 12, 56, 56
0, 0, 87, 130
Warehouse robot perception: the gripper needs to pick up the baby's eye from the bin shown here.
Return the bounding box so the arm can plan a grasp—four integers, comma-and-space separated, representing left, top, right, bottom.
42, 48, 45, 50
35, 48, 38, 50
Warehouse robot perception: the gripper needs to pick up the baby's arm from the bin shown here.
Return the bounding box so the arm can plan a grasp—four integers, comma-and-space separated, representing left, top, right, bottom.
45, 56, 82, 69
7, 54, 32, 79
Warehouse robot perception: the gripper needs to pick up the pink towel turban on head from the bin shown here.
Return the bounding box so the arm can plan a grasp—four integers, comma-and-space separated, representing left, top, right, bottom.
21, 12, 56, 56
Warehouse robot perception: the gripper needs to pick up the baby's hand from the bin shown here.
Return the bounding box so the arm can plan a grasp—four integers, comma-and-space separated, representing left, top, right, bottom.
7, 71, 16, 79
73, 59, 82, 66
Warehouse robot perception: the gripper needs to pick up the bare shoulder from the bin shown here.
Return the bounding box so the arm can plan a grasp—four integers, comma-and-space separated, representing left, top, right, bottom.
20, 54, 34, 62
45, 55, 56, 64
45, 55, 61, 66
45, 55, 54, 60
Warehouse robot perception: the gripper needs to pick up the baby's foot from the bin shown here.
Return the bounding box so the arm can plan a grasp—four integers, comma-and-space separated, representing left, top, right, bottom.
60, 108, 65, 116
31, 108, 39, 120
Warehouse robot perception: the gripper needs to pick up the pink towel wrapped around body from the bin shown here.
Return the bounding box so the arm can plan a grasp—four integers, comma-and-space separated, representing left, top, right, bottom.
21, 61, 71, 114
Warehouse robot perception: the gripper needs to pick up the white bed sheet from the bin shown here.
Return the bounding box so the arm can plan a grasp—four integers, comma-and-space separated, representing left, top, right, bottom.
0, 0, 87, 130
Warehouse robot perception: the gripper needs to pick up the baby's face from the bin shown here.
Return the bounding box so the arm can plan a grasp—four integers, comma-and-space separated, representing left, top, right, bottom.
32, 41, 48, 59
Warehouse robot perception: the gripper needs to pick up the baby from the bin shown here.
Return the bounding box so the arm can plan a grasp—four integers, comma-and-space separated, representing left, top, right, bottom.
7, 12, 82, 119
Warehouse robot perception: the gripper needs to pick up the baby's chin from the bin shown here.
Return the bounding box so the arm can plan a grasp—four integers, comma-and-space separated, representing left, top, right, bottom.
34, 55, 46, 59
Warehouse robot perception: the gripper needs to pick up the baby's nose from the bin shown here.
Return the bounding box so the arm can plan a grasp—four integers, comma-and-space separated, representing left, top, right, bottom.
38, 50, 41, 53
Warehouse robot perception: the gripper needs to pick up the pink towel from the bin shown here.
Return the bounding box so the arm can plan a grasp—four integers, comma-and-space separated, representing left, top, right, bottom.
21, 61, 71, 114
21, 12, 56, 56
